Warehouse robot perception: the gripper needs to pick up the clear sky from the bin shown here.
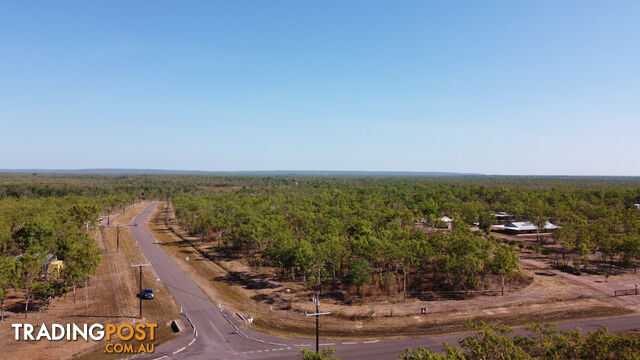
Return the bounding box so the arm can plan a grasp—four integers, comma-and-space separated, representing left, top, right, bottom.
1, 1, 639, 175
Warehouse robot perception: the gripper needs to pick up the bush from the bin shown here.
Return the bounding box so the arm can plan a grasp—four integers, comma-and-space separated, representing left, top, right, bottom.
299, 347, 340, 360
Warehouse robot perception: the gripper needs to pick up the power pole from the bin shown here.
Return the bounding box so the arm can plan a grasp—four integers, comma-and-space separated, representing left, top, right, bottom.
107, 207, 111, 226
304, 291, 330, 353
131, 263, 151, 319
112, 223, 136, 252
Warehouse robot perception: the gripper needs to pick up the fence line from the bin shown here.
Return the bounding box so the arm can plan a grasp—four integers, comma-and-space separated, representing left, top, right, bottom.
614, 287, 638, 297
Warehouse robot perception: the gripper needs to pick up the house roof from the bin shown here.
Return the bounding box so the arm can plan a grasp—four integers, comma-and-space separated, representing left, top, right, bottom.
441, 216, 452, 223
504, 221, 559, 231
493, 212, 511, 218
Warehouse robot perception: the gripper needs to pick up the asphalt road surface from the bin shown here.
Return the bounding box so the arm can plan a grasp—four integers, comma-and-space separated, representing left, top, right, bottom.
129, 203, 640, 360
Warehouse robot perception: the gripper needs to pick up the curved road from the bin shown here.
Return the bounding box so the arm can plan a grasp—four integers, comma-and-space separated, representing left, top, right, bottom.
128, 203, 640, 360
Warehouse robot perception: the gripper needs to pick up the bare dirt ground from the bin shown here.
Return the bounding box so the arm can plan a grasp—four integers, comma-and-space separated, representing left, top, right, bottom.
0, 202, 182, 360
148, 203, 638, 339
491, 231, 640, 310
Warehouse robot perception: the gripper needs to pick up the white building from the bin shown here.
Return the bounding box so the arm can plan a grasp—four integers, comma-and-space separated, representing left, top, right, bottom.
499, 221, 559, 234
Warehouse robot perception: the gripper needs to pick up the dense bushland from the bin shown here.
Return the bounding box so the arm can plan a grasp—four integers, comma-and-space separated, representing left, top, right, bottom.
1, 174, 639, 312
173, 183, 640, 295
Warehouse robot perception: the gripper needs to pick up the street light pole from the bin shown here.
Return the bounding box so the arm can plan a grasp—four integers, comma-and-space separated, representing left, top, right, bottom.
131, 263, 151, 319
304, 291, 330, 353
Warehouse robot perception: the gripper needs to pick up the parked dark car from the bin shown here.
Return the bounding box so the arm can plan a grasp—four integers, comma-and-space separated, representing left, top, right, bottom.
141, 288, 154, 299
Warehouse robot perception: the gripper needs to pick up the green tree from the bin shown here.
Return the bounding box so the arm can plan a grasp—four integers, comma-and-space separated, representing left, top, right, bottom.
347, 258, 372, 296
398, 346, 463, 360
63, 233, 102, 308
490, 244, 520, 295
318, 236, 347, 281
478, 213, 496, 234
69, 200, 101, 231
18, 246, 47, 319
299, 347, 341, 360
0, 256, 20, 321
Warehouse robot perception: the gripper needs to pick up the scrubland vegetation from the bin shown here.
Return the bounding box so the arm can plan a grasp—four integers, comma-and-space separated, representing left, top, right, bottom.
173, 180, 640, 298
173, 188, 523, 296
2, 173, 640, 316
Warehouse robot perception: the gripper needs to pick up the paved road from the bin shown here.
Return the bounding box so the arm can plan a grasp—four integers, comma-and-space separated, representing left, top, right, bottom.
128, 203, 640, 360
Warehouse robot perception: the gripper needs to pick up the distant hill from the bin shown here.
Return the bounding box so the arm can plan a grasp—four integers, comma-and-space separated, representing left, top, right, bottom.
0, 169, 638, 180
0, 169, 479, 177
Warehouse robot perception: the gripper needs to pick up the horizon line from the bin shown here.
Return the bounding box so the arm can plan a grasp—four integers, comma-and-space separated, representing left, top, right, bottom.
1, 168, 640, 178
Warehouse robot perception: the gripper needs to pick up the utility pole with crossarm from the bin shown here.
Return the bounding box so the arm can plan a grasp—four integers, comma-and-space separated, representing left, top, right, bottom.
304, 291, 331, 353
132, 263, 151, 319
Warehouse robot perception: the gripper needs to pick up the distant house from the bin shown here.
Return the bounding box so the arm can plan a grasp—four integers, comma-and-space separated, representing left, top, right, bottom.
47, 260, 64, 274
13, 253, 64, 277
492, 211, 514, 225
440, 216, 452, 223
500, 221, 559, 234
634, 204, 640, 210
493, 212, 512, 219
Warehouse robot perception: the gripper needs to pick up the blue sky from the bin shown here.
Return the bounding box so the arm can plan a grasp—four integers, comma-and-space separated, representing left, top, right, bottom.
1, 1, 639, 175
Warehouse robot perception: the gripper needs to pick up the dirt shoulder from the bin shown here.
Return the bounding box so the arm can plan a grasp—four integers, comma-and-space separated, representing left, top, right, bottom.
146, 203, 638, 340
0, 201, 182, 360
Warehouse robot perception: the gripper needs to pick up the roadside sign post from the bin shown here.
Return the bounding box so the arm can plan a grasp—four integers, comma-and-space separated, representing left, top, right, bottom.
132, 263, 151, 319
304, 291, 331, 353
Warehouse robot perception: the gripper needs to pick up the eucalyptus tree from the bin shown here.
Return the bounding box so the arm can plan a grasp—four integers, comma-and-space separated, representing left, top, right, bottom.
18, 246, 47, 319
347, 258, 372, 296
0, 256, 20, 321
63, 232, 103, 306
